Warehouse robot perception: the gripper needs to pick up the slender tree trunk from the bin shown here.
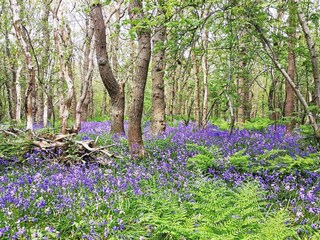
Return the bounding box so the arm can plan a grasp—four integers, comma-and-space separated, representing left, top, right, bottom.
15, 65, 22, 124
44, 61, 54, 127
295, 0, 320, 106
285, 0, 297, 132
74, 17, 95, 132
38, 0, 51, 126
192, 51, 201, 129
5, 30, 15, 120
253, 22, 320, 141
237, 68, 245, 124
170, 75, 175, 122
151, 5, 166, 134
11, 68, 17, 120
43, 94, 48, 127
70, 67, 77, 122
90, 3, 125, 134
111, 2, 125, 131
101, 89, 107, 115
53, 1, 75, 134
3, 62, 13, 120
201, 17, 209, 128
81, 74, 93, 121
128, 0, 151, 157
237, 29, 251, 125
227, 46, 235, 134
11, 0, 35, 130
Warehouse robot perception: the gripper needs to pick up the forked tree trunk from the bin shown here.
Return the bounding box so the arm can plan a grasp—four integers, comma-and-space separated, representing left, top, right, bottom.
128, 0, 151, 158
11, 0, 35, 130
90, 3, 125, 134
151, 3, 166, 135
285, 0, 296, 133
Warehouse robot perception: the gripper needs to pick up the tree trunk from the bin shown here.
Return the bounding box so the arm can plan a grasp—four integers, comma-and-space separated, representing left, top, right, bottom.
101, 89, 107, 115
4, 63, 13, 121
38, 0, 51, 126
74, 16, 95, 132
53, 1, 75, 134
192, 51, 201, 129
201, 14, 209, 128
43, 93, 48, 127
170, 75, 175, 122
237, 29, 251, 125
295, 0, 320, 106
11, 0, 35, 130
15, 66, 22, 124
285, 0, 297, 133
5, 30, 15, 121
128, 0, 151, 158
151, 5, 166, 135
90, 3, 125, 134
253, 22, 320, 142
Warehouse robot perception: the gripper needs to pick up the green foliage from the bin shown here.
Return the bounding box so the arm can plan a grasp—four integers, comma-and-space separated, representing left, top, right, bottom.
191, 181, 296, 240
229, 150, 251, 172
88, 115, 110, 122
259, 210, 296, 239
212, 118, 230, 131
228, 149, 320, 174
0, 130, 32, 162
1, 163, 297, 240
242, 118, 273, 131
106, 180, 296, 240
187, 154, 212, 172
186, 143, 223, 172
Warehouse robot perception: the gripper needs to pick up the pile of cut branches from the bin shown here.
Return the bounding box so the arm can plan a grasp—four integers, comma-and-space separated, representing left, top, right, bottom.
0, 127, 120, 165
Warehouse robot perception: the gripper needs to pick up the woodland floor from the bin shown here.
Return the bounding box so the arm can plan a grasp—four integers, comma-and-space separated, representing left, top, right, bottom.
0, 121, 319, 239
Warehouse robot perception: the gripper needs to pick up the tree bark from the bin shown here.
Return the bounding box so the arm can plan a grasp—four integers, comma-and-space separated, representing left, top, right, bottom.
101, 89, 108, 116
38, 0, 51, 126
151, 3, 166, 135
192, 51, 201, 129
11, 0, 35, 130
128, 0, 151, 158
201, 13, 209, 128
74, 16, 95, 132
90, 3, 125, 134
253, 22, 320, 141
4, 30, 15, 121
53, 0, 75, 134
294, 0, 320, 106
285, 0, 296, 133
237, 29, 251, 125
15, 65, 22, 124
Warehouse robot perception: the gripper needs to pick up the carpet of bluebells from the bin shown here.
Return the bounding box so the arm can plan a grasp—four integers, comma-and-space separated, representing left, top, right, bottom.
0, 121, 319, 239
